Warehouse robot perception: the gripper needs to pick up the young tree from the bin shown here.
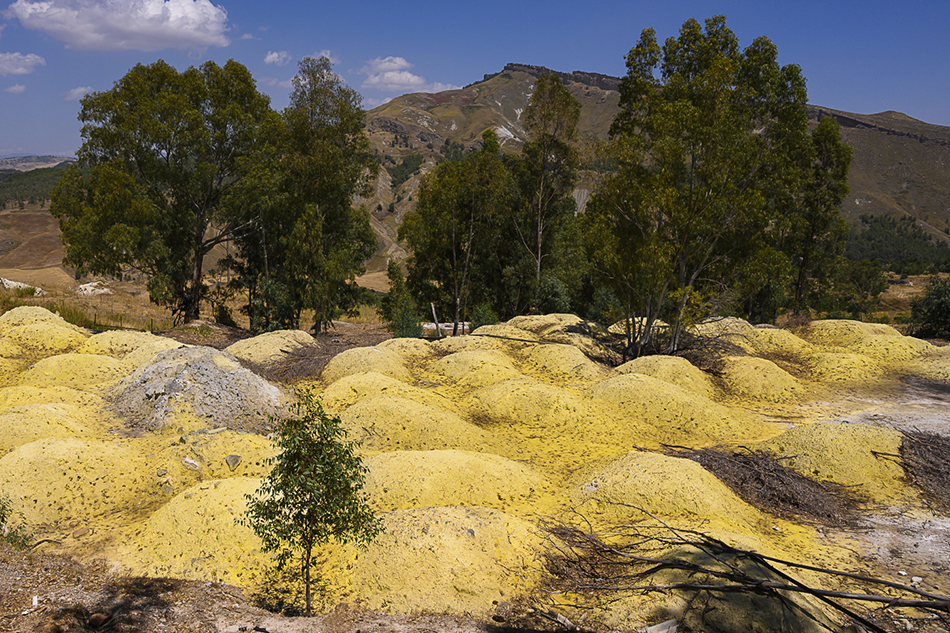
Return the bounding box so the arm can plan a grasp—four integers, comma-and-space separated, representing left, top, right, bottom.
378, 259, 421, 338
52, 59, 280, 322
230, 56, 378, 332
242, 387, 382, 617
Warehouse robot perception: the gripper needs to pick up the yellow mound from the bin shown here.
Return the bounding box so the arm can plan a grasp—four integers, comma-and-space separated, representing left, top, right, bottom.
430, 349, 521, 389
0, 337, 24, 357
614, 355, 715, 399
376, 337, 436, 363
0, 357, 22, 386
0, 306, 86, 334
364, 450, 553, 514
473, 376, 593, 429
904, 346, 950, 381
77, 330, 183, 369
346, 506, 542, 618
316, 371, 455, 415
432, 334, 516, 355
19, 353, 128, 391
3, 322, 88, 355
719, 356, 804, 403
122, 477, 267, 584
0, 404, 93, 456
508, 313, 585, 335
589, 374, 779, 447
760, 422, 909, 504
0, 437, 161, 526
850, 334, 932, 364
340, 394, 499, 454
572, 451, 761, 527
692, 316, 755, 337
521, 343, 608, 383
225, 329, 315, 366
746, 327, 814, 357
608, 317, 668, 336
0, 385, 106, 413
806, 352, 885, 383
798, 319, 901, 348
321, 347, 411, 384
467, 323, 539, 342
151, 430, 277, 493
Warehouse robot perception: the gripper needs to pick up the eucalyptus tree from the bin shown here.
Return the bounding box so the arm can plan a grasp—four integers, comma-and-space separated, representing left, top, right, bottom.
588, 16, 812, 356
52, 59, 279, 322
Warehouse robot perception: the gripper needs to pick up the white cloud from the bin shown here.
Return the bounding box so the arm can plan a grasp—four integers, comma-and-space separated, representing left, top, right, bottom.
0, 52, 46, 76
359, 56, 459, 94
66, 85, 94, 100
5, 0, 229, 52
264, 50, 290, 66
308, 49, 338, 65
5, 83, 26, 93
240, 33, 256, 40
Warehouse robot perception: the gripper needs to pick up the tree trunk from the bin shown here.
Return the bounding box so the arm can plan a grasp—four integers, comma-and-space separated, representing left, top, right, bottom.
183, 250, 205, 322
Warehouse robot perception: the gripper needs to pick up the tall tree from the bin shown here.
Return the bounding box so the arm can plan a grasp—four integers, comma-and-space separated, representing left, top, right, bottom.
52, 60, 279, 322
401, 130, 509, 334
230, 56, 378, 332
589, 16, 810, 356
509, 74, 581, 310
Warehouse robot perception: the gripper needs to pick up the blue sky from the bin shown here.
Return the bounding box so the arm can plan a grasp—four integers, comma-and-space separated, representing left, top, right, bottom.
1, 0, 948, 157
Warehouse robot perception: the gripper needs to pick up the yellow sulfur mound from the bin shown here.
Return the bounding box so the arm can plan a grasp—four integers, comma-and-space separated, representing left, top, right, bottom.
572, 450, 761, 527
19, 353, 128, 392
589, 373, 780, 447
0, 437, 162, 526
363, 450, 554, 514
121, 477, 268, 585
806, 352, 885, 383
345, 506, 543, 618
798, 319, 901, 348
0, 337, 24, 357
745, 327, 814, 358
850, 334, 932, 365
316, 371, 457, 415
521, 343, 608, 383
430, 349, 521, 389
0, 385, 106, 413
0, 403, 94, 456
225, 329, 316, 366
3, 322, 88, 355
340, 394, 499, 454
718, 356, 803, 403
692, 316, 755, 337
760, 422, 909, 505
0, 306, 86, 334
904, 346, 950, 381
614, 355, 715, 399
321, 347, 412, 384
376, 337, 436, 363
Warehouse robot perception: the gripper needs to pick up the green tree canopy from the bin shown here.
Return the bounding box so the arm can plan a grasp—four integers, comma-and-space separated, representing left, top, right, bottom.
229, 56, 378, 332
52, 59, 279, 322
588, 16, 813, 356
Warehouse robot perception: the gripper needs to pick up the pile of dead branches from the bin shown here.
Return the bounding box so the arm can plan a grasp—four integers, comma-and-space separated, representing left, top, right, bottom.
540, 507, 950, 633
680, 447, 864, 527
899, 430, 950, 514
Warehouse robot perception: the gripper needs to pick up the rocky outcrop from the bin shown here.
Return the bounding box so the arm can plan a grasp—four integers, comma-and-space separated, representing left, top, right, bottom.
485, 63, 621, 92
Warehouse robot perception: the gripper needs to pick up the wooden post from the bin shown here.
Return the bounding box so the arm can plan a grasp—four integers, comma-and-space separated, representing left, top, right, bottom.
430, 302, 443, 339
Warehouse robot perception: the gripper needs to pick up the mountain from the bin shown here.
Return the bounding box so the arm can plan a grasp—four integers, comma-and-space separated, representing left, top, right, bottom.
0, 156, 75, 172
362, 63, 950, 274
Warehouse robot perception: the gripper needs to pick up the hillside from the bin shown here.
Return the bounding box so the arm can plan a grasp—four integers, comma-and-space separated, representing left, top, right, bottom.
361, 64, 950, 273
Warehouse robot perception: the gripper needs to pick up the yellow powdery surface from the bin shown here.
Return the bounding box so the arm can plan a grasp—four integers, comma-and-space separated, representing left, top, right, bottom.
0, 309, 942, 628
225, 329, 316, 366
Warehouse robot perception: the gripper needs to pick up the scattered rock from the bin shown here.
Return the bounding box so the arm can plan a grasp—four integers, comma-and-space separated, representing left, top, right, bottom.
76, 281, 113, 296
225, 454, 242, 471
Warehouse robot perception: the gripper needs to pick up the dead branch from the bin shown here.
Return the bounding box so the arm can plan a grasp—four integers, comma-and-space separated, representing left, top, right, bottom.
541, 506, 950, 633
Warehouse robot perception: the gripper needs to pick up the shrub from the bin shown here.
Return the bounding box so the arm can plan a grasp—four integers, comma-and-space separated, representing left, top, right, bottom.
911, 275, 950, 338
0, 496, 32, 550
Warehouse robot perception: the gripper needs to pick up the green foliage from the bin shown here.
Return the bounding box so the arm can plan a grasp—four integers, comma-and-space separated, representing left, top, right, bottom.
0, 162, 73, 208
470, 302, 499, 331
588, 16, 814, 355
440, 139, 465, 163
388, 153, 424, 190
911, 276, 950, 338
241, 387, 382, 617
0, 495, 32, 551
229, 56, 377, 333
52, 59, 279, 323
846, 214, 950, 274
378, 260, 421, 338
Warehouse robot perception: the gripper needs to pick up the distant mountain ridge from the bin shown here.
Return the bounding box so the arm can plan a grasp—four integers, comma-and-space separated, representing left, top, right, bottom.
361, 63, 950, 272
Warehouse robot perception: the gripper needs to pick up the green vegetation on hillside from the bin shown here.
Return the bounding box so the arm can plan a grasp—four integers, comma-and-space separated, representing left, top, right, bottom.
0, 163, 73, 209
846, 213, 950, 274
387, 153, 424, 190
